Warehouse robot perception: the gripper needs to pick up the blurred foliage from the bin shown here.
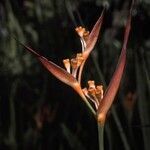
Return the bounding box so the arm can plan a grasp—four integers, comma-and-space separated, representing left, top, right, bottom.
0, 0, 150, 150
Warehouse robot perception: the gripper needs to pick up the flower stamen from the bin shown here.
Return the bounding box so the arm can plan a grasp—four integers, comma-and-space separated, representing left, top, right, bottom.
76, 53, 84, 66
75, 26, 86, 37
96, 85, 103, 101
88, 80, 96, 89
82, 81, 104, 110
82, 88, 99, 109
75, 26, 90, 51
63, 59, 71, 73
71, 58, 78, 77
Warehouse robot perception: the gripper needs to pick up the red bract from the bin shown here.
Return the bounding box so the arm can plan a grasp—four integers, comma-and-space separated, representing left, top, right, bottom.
97, 3, 133, 125
83, 8, 105, 59
17, 43, 87, 105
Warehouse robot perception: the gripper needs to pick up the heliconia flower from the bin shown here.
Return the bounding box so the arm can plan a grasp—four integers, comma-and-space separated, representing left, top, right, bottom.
15, 8, 105, 115
16, 42, 96, 115
17, 43, 84, 99
16, 2, 133, 125
82, 81, 104, 110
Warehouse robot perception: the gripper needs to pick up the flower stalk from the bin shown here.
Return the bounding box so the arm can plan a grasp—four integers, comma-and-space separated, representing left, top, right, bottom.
98, 123, 104, 150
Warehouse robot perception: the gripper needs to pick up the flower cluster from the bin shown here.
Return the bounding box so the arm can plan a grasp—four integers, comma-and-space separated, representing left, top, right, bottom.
63, 53, 84, 77
83, 81, 103, 109
17, 5, 132, 125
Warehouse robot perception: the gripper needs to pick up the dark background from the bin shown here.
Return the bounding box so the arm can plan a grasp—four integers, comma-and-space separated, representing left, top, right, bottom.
0, 0, 150, 150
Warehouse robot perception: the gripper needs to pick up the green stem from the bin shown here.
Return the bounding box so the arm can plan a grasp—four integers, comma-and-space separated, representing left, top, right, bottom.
98, 123, 104, 150
79, 92, 96, 116
84, 99, 96, 115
